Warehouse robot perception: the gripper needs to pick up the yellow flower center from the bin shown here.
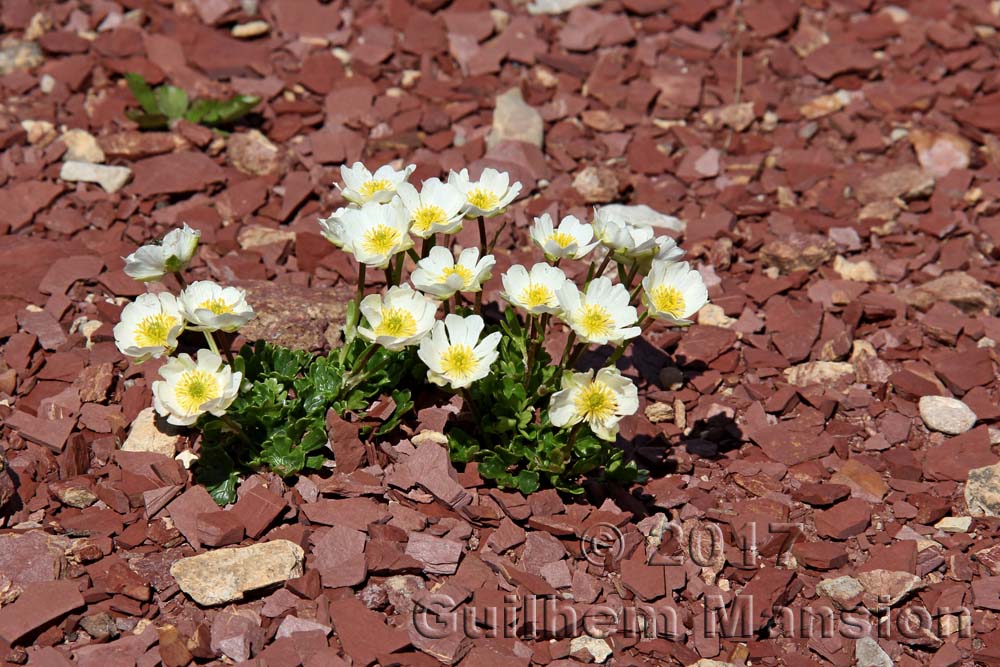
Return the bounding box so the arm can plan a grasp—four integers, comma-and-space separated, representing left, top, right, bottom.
198, 297, 235, 315
374, 307, 417, 338
174, 369, 220, 413
440, 344, 477, 379
574, 381, 618, 422
439, 264, 473, 285
519, 284, 553, 309
467, 188, 500, 212
577, 304, 614, 339
649, 285, 685, 318
362, 225, 402, 256
412, 205, 447, 233
549, 232, 576, 248
134, 313, 179, 348
360, 179, 392, 198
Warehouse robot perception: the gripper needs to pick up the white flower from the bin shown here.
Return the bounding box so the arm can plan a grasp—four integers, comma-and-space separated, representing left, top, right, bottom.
417, 314, 501, 389
411, 246, 495, 299
396, 178, 466, 238
548, 367, 639, 441
179, 281, 255, 333
642, 260, 709, 325
123, 223, 201, 282
448, 167, 522, 217
152, 349, 242, 426
338, 162, 415, 205
592, 208, 632, 251
317, 207, 349, 248
338, 200, 414, 268
556, 277, 640, 345
113, 292, 185, 362
358, 285, 438, 351
529, 214, 598, 261
653, 236, 684, 263
501, 263, 567, 316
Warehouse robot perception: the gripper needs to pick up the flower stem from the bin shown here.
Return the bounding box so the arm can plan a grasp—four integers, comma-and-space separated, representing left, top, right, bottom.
340, 342, 381, 394
395, 253, 408, 285
523, 315, 537, 385
202, 330, 219, 355
488, 220, 507, 254
559, 422, 584, 467
558, 331, 577, 369
629, 281, 644, 306
566, 342, 587, 370
174, 271, 188, 289
477, 215, 487, 258
356, 262, 366, 307
461, 387, 480, 423
422, 235, 437, 258
443, 298, 451, 315
587, 253, 612, 288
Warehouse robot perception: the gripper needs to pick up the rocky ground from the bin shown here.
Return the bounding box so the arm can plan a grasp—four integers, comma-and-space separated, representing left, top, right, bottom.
2, 0, 1000, 666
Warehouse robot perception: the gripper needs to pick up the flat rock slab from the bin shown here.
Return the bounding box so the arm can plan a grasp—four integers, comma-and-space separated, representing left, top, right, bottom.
236, 280, 353, 351
170, 540, 304, 606
0, 580, 84, 644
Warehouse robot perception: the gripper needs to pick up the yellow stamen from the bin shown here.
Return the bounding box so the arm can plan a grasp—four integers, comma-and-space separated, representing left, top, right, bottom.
440, 344, 477, 379
413, 205, 447, 233
520, 284, 553, 309
362, 225, 402, 256
134, 313, 179, 348
467, 188, 500, 212
439, 264, 473, 285
549, 232, 576, 248
577, 304, 614, 339
360, 179, 392, 198
649, 285, 685, 318
174, 369, 220, 413
198, 297, 235, 315
374, 307, 417, 338
574, 381, 618, 422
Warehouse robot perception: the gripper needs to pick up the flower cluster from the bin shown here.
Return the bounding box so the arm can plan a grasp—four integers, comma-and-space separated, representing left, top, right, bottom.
112, 159, 711, 496
115, 225, 254, 426
320, 161, 709, 448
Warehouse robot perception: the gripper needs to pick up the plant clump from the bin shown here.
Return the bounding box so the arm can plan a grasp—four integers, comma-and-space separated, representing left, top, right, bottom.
114, 162, 709, 502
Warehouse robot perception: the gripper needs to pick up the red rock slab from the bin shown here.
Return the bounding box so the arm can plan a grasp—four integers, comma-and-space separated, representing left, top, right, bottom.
166, 486, 221, 550
813, 498, 872, 540
5, 411, 74, 452
791, 541, 849, 570
927, 348, 995, 395
326, 410, 365, 474
404, 532, 464, 575
738, 568, 801, 632
301, 497, 385, 531
328, 597, 410, 666
791, 482, 850, 506
744, 422, 834, 466
0, 181, 64, 233
38, 255, 104, 296
923, 426, 998, 481
0, 580, 84, 644
128, 152, 226, 197
231, 484, 287, 539
196, 510, 245, 547
314, 525, 367, 588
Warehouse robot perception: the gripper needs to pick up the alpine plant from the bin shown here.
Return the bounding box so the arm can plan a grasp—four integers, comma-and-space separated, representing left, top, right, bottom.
114, 159, 710, 498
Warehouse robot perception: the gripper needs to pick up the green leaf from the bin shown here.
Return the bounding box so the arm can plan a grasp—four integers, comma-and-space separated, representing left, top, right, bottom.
125, 73, 159, 114
155, 85, 189, 121
195, 444, 240, 506
124, 109, 169, 130
515, 470, 540, 494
